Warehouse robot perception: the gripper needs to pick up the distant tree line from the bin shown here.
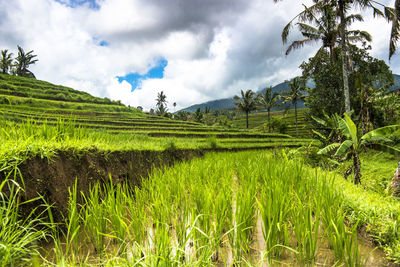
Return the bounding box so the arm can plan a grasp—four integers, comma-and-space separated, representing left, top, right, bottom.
233, 77, 305, 136
0, 46, 38, 78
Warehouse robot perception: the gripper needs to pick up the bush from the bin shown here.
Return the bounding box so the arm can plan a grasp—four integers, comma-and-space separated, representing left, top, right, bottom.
206, 136, 218, 149
266, 117, 288, 134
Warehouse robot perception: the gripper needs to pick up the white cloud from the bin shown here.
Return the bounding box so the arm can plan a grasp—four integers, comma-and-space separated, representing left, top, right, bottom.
0, 0, 398, 111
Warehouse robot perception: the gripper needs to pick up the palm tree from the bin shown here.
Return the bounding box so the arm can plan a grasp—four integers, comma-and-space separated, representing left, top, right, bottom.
233, 90, 257, 129
275, 0, 400, 114
257, 86, 281, 132
285, 5, 371, 60
15, 46, 38, 78
282, 77, 306, 137
0, 50, 13, 74
318, 113, 399, 184
155, 91, 168, 116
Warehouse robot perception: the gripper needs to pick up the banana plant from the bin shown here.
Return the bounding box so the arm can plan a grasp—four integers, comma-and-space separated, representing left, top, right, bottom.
318, 113, 400, 184
311, 112, 342, 145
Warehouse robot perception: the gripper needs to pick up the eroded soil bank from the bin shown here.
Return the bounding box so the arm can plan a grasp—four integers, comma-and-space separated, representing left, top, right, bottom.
1, 149, 204, 221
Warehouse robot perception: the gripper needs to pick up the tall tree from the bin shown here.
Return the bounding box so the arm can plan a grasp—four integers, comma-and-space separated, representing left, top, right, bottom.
301, 44, 393, 120
0, 50, 13, 74
282, 77, 306, 137
156, 91, 168, 116
257, 86, 281, 131
275, 0, 400, 113
285, 4, 371, 60
233, 90, 257, 129
15, 46, 38, 78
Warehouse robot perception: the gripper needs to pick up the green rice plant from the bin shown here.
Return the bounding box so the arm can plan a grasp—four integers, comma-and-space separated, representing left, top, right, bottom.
81, 182, 107, 255
232, 175, 258, 261
103, 177, 134, 257
324, 209, 364, 267
210, 184, 232, 262
61, 179, 82, 263
291, 197, 321, 265
146, 221, 174, 266
126, 186, 147, 257
257, 179, 291, 259
0, 178, 48, 266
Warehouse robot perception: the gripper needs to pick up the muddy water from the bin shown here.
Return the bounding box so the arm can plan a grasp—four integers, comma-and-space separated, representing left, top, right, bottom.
212, 212, 395, 267
40, 221, 395, 266
238, 219, 394, 267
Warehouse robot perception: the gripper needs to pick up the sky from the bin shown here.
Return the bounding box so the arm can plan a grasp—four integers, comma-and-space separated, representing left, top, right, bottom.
0, 0, 398, 111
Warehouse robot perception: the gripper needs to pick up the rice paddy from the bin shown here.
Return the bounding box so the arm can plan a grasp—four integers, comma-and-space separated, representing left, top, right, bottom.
1, 74, 399, 266
2, 151, 398, 266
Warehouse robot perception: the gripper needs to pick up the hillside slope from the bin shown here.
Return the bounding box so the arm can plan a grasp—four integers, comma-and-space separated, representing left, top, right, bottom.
0, 74, 315, 143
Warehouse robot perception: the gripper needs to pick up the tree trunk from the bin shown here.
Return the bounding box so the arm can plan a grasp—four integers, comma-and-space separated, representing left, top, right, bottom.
295, 101, 298, 138
391, 160, 400, 197
246, 112, 249, 129
353, 151, 361, 185
267, 108, 271, 132
338, 0, 351, 114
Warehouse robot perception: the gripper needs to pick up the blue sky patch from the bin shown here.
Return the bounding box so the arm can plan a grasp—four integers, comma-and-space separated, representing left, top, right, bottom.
99, 40, 109, 47
117, 58, 168, 91
93, 37, 109, 47
55, 0, 100, 10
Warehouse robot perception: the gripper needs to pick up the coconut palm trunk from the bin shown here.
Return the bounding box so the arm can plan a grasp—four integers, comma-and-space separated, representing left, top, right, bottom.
294, 101, 298, 137
391, 160, 400, 196
246, 111, 249, 129
338, 0, 351, 114
267, 108, 271, 131
353, 151, 361, 184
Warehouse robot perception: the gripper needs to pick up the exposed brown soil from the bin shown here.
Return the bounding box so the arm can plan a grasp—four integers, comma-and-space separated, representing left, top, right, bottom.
2, 149, 204, 222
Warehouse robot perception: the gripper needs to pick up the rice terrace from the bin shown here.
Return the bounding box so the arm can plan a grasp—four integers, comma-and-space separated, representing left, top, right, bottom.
1, 0, 400, 266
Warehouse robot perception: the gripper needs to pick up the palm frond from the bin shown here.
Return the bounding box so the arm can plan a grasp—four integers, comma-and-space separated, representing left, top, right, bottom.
347, 30, 372, 42
282, 22, 293, 44
286, 38, 315, 55
389, 0, 400, 59
368, 143, 400, 156
334, 139, 353, 157
318, 142, 341, 155
363, 136, 393, 145
297, 23, 320, 34
362, 124, 400, 141
369, 3, 385, 18
311, 115, 327, 127
312, 129, 327, 141
338, 114, 352, 140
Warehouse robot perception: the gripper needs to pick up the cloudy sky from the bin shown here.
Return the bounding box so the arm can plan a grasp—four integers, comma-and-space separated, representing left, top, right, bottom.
0, 0, 398, 110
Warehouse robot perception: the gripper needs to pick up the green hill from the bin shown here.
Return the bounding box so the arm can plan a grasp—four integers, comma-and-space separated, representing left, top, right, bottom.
0, 74, 314, 148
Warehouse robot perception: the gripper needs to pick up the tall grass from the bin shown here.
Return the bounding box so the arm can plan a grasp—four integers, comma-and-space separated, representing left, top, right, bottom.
3, 150, 385, 266
0, 176, 48, 266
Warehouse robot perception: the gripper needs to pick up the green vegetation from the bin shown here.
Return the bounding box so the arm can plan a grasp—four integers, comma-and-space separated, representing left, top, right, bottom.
3, 150, 400, 265
1, 1, 400, 263
1, 46, 38, 77
318, 113, 400, 184
233, 89, 257, 129
282, 77, 306, 137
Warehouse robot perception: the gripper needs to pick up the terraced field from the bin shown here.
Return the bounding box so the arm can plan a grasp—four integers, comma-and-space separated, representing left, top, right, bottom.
232, 108, 313, 137
0, 74, 314, 149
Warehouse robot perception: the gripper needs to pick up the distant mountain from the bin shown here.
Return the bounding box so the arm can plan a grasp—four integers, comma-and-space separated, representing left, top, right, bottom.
391, 74, 400, 91
179, 74, 400, 113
